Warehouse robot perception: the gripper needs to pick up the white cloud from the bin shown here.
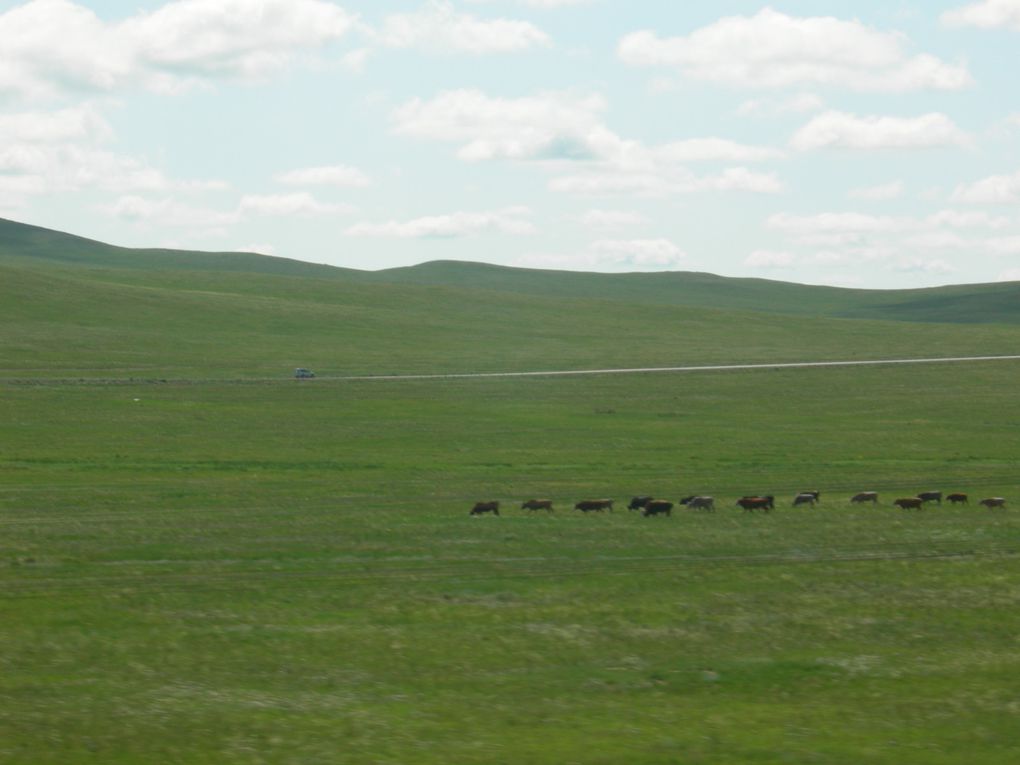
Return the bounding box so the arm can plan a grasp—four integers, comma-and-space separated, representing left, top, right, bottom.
891, 256, 957, 274
392, 89, 607, 161
238, 192, 355, 217
618, 8, 971, 92
710, 167, 784, 193
276, 165, 371, 187
123, 0, 354, 80
236, 242, 277, 255
848, 181, 905, 200
376, 1, 550, 54
392, 89, 782, 168
578, 209, 647, 228
762, 207, 1016, 281
903, 231, 971, 249
952, 170, 1020, 203
590, 238, 686, 267
346, 207, 535, 238
791, 111, 970, 151
515, 237, 687, 272
392, 88, 785, 199
104, 190, 354, 228
926, 209, 1009, 228
104, 195, 239, 228
0, 105, 113, 144
550, 167, 783, 197
342, 47, 371, 72
997, 267, 1020, 281
768, 209, 1007, 236
942, 0, 1020, 30
736, 93, 824, 118
0, 0, 355, 99
0, 104, 227, 201
466, 0, 592, 7
0, 142, 192, 194
985, 235, 1020, 254
0, 0, 128, 99
520, 0, 591, 6
744, 250, 797, 268
653, 138, 784, 163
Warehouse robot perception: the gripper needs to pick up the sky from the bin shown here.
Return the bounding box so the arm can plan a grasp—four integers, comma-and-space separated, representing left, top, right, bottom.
3, 1, 1020, 288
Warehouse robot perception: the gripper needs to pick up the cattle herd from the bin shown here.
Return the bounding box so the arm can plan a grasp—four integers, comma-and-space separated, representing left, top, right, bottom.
469, 490, 1008, 516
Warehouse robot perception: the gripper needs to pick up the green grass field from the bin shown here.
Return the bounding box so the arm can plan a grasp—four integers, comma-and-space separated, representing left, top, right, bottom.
3, 219, 1020, 763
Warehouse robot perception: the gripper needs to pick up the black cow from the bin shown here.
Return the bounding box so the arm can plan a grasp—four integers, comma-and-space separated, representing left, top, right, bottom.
521, 499, 554, 512
575, 499, 614, 513
628, 496, 653, 511
917, 491, 942, 505
685, 496, 715, 512
850, 491, 879, 505
793, 491, 820, 507
894, 497, 924, 510
642, 499, 673, 517
946, 492, 968, 505
979, 497, 1006, 509
470, 501, 500, 516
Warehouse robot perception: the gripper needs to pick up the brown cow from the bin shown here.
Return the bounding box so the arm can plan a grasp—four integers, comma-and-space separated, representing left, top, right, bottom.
575, 499, 614, 513
521, 499, 554, 513
738, 495, 774, 512
851, 492, 879, 505
916, 491, 942, 505
685, 495, 715, 512
979, 497, 1006, 508
947, 492, 968, 505
470, 501, 500, 516
894, 497, 924, 510
642, 499, 673, 517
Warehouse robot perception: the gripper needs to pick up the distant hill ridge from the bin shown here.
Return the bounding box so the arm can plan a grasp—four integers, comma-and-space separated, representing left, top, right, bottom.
2, 216, 1019, 324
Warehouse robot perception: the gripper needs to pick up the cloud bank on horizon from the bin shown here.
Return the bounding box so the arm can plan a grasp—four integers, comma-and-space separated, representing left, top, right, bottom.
2, 0, 1020, 288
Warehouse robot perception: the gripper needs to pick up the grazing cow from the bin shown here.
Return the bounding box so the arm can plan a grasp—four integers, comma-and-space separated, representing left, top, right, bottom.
851, 492, 879, 505
685, 495, 715, 512
979, 497, 1006, 509
521, 499, 554, 513
642, 499, 673, 517
917, 491, 942, 505
470, 501, 500, 516
947, 492, 968, 505
738, 495, 774, 512
575, 499, 614, 513
793, 491, 820, 507
628, 496, 653, 512
894, 497, 924, 510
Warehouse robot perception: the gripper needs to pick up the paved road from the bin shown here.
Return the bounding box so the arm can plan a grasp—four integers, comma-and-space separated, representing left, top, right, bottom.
333, 354, 1020, 381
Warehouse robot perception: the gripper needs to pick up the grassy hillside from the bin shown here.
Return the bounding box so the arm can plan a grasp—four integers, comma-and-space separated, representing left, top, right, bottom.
0, 216, 357, 279
367, 259, 1020, 325
4, 217, 1020, 762
5, 259, 1020, 379
3, 216, 1020, 326
2, 219, 1020, 380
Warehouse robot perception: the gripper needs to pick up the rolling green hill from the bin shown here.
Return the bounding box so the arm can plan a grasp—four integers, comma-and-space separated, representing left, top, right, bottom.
2, 217, 1020, 379
364, 259, 1020, 325
3, 216, 1019, 327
